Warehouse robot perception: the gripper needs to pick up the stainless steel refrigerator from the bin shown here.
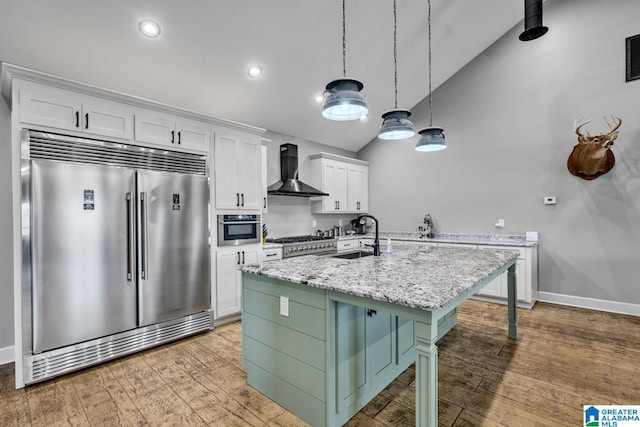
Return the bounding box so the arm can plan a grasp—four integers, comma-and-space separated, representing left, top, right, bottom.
23, 131, 212, 382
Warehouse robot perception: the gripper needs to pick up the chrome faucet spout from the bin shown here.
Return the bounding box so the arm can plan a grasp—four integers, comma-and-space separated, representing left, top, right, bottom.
357, 214, 380, 256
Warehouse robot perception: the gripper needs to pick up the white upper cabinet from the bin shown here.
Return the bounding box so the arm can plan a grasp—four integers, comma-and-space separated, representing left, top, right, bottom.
347, 164, 368, 213
214, 130, 262, 210
309, 153, 369, 214
19, 84, 133, 140
134, 113, 210, 152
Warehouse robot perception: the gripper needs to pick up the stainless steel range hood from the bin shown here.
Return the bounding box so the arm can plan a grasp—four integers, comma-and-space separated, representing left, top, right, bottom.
267, 143, 329, 197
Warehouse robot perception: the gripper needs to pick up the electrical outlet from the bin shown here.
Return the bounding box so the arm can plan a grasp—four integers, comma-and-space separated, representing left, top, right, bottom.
279, 296, 289, 317
338, 219, 342, 226
312, 219, 317, 228
544, 196, 557, 205
495, 219, 505, 228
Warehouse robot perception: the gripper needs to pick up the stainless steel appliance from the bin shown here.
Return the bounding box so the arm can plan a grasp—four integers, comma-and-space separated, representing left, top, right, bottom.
267, 143, 329, 197
217, 214, 261, 246
22, 130, 212, 384
267, 235, 337, 258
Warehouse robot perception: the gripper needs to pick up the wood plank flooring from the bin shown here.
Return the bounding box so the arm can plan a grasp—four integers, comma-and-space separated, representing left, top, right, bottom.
1, 300, 639, 426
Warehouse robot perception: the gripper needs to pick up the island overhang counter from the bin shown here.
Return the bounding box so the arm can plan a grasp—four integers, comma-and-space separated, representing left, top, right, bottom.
240, 245, 519, 427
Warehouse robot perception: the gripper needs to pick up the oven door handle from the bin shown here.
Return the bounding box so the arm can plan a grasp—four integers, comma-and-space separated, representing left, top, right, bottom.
219, 221, 260, 225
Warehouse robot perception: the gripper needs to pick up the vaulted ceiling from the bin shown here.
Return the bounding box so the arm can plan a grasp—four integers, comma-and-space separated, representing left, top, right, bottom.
0, 0, 525, 151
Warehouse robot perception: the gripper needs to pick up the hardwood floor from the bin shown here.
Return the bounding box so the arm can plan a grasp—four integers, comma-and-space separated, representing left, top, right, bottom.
1, 300, 639, 426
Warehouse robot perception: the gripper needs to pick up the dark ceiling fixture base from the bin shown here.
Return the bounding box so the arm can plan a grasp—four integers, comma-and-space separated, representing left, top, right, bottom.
519, 26, 548, 42
519, 0, 548, 42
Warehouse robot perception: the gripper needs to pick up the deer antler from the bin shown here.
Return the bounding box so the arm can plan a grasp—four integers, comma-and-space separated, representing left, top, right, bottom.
574, 118, 594, 137
603, 115, 622, 136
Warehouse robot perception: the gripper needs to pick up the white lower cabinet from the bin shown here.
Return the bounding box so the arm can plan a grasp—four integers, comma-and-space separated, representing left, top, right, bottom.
479, 245, 529, 303
216, 246, 260, 318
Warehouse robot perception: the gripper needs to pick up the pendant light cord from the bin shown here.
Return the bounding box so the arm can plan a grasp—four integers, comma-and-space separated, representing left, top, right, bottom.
342, 0, 346, 77
393, 0, 398, 108
428, 0, 433, 126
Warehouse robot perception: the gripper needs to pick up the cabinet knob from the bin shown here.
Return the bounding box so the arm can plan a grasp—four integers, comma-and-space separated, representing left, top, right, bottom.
367, 309, 377, 317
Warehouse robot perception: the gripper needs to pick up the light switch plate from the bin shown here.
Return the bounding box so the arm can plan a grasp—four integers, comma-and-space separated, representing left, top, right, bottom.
544, 196, 557, 205
280, 296, 289, 317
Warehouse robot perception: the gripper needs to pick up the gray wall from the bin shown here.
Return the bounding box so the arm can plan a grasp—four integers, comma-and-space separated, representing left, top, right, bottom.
359, 0, 640, 304
263, 130, 358, 238
0, 94, 13, 349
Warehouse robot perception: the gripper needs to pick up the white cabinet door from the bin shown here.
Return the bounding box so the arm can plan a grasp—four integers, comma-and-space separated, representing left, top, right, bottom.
214, 133, 241, 209
322, 160, 348, 212
478, 246, 526, 300
238, 138, 261, 210
135, 113, 210, 151
261, 144, 268, 212
20, 87, 81, 131
20, 86, 133, 140
174, 117, 211, 152
82, 101, 133, 140
216, 247, 260, 319
216, 249, 242, 318
348, 165, 368, 213
214, 132, 262, 210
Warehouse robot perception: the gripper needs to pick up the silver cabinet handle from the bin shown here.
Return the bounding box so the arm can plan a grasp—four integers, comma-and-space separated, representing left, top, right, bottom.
140, 192, 148, 279
237, 251, 241, 265
236, 193, 240, 206
126, 193, 134, 281
263, 197, 267, 209
242, 251, 245, 264
241, 193, 245, 207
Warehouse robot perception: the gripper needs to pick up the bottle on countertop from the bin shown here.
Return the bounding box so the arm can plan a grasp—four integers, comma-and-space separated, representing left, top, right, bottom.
386, 238, 392, 254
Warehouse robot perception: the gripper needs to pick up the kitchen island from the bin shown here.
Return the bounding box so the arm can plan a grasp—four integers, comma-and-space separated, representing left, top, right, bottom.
240, 245, 519, 427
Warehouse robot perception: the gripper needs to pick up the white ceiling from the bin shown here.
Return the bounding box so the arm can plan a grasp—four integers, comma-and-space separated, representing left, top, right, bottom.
0, 0, 525, 152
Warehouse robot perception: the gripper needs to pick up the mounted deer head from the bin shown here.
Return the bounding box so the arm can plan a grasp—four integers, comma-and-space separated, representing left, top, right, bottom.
567, 116, 622, 180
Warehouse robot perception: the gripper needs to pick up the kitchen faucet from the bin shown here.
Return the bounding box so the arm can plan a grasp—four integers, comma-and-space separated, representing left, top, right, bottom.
357, 214, 380, 256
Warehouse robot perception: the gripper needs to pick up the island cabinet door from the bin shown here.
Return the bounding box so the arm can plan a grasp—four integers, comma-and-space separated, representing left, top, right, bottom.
335, 303, 367, 413
367, 310, 394, 384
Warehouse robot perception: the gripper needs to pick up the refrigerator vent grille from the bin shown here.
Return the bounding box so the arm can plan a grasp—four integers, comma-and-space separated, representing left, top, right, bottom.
27, 131, 207, 175
25, 312, 212, 384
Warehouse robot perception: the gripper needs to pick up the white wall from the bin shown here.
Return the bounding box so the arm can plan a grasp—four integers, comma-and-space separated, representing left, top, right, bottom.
0, 94, 14, 350
262, 130, 358, 238
359, 0, 640, 305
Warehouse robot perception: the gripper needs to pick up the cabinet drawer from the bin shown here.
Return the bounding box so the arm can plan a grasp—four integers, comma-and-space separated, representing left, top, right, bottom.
338, 240, 358, 252
262, 247, 282, 261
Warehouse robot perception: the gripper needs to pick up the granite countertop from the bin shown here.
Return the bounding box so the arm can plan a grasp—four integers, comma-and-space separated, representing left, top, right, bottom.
339, 232, 538, 247
241, 245, 519, 311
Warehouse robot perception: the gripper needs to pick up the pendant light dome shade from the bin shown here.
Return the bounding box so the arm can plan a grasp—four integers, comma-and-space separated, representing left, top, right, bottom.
378, 109, 415, 140
415, 126, 446, 152
322, 78, 368, 121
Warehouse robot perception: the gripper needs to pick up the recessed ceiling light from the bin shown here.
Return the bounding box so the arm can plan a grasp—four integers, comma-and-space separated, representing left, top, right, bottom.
314, 95, 324, 103
247, 65, 263, 78
139, 20, 161, 38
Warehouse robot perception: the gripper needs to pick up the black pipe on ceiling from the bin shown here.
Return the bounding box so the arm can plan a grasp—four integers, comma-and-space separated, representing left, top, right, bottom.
519, 0, 549, 41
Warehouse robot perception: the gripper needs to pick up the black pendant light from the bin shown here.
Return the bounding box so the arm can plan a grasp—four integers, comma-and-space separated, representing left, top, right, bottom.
519, 0, 549, 41
378, 0, 415, 140
415, 0, 446, 152
322, 0, 368, 121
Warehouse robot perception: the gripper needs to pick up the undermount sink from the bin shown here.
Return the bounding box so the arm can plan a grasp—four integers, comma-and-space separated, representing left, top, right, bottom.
332, 250, 375, 260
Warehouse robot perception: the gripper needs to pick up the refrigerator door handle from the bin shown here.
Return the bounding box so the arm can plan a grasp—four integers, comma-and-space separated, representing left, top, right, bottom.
126, 193, 134, 281
140, 192, 148, 280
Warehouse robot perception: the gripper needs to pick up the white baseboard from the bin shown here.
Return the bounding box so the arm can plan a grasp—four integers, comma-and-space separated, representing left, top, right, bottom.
538, 292, 640, 317
0, 345, 14, 365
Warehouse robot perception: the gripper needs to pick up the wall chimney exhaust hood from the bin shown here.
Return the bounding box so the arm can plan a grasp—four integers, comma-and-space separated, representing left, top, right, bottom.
267, 143, 329, 197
